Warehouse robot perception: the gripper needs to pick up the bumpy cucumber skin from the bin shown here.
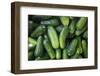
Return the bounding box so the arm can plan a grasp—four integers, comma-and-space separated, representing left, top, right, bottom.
31, 25, 46, 37
67, 39, 78, 56
48, 26, 59, 49
60, 16, 69, 26
34, 36, 43, 57
76, 17, 87, 30
82, 40, 88, 58
59, 26, 69, 49
69, 19, 77, 34
63, 48, 69, 59
56, 49, 61, 59
43, 39, 56, 59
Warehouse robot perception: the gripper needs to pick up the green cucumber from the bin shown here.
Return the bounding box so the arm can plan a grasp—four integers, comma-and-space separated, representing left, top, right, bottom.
41, 19, 59, 26
28, 51, 34, 60
67, 38, 78, 56
31, 25, 46, 37
56, 25, 64, 33
82, 40, 88, 58
56, 49, 61, 59
43, 39, 56, 59
28, 37, 37, 46
76, 17, 87, 30
60, 16, 69, 26
48, 26, 59, 49
69, 19, 77, 34
83, 31, 88, 39
59, 26, 69, 49
63, 48, 69, 59
34, 36, 44, 57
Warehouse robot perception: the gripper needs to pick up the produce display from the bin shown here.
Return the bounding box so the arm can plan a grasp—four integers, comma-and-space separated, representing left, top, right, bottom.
28, 15, 88, 60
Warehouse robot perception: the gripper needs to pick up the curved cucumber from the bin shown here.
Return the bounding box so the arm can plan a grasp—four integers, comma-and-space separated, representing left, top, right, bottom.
59, 26, 69, 49
34, 36, 44, 57
48, 26, 59, 49
76, 17, 87, 30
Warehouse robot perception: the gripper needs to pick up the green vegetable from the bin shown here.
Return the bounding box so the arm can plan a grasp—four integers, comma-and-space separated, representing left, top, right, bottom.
41, 19, 59, 26
34, 36, 44, 57
82, 40, 88, 58
28, 37, 37, 46
67, 38, 78, 56
48, 26, 59, 49
43, 39, 56, 59
31, 25, 46, 37
83, 31, 88, 39
56, 49, 61, 59
60, 16, 69, 26
28, 51, 34, 60
56, 25, 63, 33
76, 17, 87, 30
69, 19, 77, 34
63, 48, 69, 59
59, 26, 69, 49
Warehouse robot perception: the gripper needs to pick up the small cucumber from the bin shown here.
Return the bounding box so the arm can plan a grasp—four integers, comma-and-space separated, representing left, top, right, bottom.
69, 19, 77, 34
43, 39, 56, 59
56, 49, 61, 59
41, 19, 59, 26
60, 16, 70, 26
48, 26, 59, 49
63, 48, 69, 59
28, 37, 37, 46
83, 31, 88, 39
75, 26, 87, 36
67, 38, 78, 56
28, 51, 34, 60
56, 25, 64, 33
76, 17, 87, 30
82, 40, 88, 58
34, 36, 44, 57
59, 26, 69, 49
31, 25, 46, 37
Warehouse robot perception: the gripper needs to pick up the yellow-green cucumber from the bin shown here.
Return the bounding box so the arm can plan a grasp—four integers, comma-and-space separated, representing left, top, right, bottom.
60, 16, 69, 26
48, 26, 59, 49
56, 49, 61, 59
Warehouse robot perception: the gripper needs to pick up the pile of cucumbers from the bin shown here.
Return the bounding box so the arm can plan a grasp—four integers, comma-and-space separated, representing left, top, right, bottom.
28, 15, 88, 60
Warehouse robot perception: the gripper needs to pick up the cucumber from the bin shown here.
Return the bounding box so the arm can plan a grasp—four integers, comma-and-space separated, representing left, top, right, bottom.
69, 19, 77, 34
75, 26, 86, 36
82, 40, 88, 58
34, 36, 44, 57
76, 17, 87, 30
63, 48, 69, 59
83, 31, 88, 39
48, 26, 59, 49
41, 19, 59, 26
31, 25, 46, 37
28, 37, 37, 46
60, 16, 69, 26
67, 38, 78, 56
56, 49, 61, 59
28, 51, 34, 60
43, 39, 56, 59
56, 25, 63, 33
59, 26, 69, 49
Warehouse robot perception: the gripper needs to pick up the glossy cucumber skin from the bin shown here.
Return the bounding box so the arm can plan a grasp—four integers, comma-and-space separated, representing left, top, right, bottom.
67, 38, 78, 56
43, 39, 56, 59
48, 26, 59, 49
76, 17, 87, 30
82, 40, 88, 58
60, 16, 69, 26
31, 25, 46, 37
56, 49, 61, 59
34, 36, 44, 57
59, 26, 69, 49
